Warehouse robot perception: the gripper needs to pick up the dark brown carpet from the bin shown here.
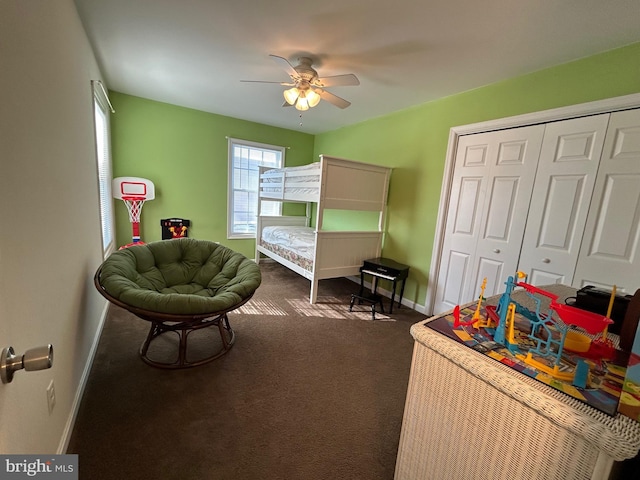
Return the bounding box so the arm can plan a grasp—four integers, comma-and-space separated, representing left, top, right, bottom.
67, 262, 427, 480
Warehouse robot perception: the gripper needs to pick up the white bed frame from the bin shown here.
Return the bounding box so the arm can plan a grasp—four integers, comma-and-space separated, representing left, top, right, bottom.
255, 155, 392, 303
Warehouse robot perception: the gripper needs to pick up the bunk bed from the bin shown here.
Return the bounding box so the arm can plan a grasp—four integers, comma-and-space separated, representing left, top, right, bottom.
255, 155, 392, 303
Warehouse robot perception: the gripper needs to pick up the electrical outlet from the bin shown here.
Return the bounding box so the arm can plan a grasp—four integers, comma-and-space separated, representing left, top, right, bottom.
46, 380, 56, 414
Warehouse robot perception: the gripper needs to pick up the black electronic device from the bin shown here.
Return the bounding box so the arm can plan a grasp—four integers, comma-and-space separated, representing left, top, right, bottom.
572, 285, 632, 335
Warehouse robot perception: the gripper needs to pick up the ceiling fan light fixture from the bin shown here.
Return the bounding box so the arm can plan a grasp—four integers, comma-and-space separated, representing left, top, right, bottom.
283, 87, 299, 105
295, 95, 309, 111
250, 54, 358, 113
306, 89, 321, 108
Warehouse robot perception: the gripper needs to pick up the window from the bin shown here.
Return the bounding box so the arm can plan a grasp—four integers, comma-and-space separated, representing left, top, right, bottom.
92, 82, 115, 255
227, 138, 284, 238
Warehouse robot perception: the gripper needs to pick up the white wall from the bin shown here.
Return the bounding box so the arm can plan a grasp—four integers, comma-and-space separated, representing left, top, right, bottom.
0, 0, 108, 453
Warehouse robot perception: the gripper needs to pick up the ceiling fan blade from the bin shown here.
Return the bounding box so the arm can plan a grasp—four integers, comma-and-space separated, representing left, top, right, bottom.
314, 74, 360, 88
240, 80, 296, 86
269, 54, 300, 81
317, 89, 351, 109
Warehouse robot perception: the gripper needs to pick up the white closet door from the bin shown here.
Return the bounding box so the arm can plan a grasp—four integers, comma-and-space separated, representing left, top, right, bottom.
518, 114, 610, 285
433, 125, 544, 314
573, 109, 640, 293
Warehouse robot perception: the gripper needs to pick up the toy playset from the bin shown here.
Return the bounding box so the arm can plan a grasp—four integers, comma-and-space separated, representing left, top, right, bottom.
428, 273, 635, 417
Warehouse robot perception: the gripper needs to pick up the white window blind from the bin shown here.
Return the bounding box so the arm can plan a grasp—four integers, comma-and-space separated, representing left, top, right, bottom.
93, 83, 114, 254
227, 138, 284, 238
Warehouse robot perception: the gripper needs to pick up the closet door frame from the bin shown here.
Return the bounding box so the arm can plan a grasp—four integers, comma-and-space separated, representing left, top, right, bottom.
425, 92, 640, 316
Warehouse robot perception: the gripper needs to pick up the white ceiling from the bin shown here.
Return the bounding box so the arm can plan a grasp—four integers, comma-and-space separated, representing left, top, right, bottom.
74, 0, 640, 135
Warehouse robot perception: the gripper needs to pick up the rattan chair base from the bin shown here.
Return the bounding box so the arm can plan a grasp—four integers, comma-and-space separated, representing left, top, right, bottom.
139, 313, 236, 369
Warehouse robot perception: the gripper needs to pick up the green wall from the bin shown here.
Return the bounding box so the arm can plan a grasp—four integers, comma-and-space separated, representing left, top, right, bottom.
314, 41, 640, 308
110, 93, 315, 258
111, 41, 640, 310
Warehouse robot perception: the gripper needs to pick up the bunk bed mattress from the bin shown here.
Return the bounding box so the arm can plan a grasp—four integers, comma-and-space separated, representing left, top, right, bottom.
262, 162, 320, 196
259, 226, 315, 272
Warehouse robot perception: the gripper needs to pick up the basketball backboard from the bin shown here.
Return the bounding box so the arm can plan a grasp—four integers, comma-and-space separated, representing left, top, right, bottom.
113, 177, 155, 200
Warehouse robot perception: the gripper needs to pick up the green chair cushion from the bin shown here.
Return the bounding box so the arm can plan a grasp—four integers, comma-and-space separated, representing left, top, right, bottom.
98, 239, 261, 315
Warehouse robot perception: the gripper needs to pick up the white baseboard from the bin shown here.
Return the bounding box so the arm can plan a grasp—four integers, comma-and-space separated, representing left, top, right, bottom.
57, 300, 109, 454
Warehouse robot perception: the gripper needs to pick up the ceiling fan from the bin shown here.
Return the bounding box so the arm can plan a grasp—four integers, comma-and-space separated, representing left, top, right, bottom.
243, 55, 360, 111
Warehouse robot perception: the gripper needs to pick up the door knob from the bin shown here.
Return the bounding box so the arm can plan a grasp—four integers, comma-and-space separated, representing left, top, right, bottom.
542, 258, 551, 264
1, 345, 53, 384
493, 249, 501, 254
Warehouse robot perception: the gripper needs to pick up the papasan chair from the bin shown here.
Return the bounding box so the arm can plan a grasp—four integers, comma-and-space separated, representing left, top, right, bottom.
94, 238, 261, 369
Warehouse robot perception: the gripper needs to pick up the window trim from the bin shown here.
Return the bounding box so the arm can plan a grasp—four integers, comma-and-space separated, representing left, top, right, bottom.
227, 137, 284, 239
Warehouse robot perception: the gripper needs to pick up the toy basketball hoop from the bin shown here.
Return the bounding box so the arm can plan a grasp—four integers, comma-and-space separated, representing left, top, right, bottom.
113, 177, 155, 249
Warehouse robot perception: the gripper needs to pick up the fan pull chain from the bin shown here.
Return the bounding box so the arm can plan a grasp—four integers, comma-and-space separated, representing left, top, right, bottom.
299, 113, 303, 127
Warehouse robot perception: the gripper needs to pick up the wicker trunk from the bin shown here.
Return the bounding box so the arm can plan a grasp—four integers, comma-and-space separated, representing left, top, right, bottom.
395, 287, 640, 480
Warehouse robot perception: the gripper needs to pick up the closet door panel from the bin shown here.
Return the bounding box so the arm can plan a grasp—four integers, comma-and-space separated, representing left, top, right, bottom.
440, 250, 471, 306
433, 136, 491, 312
518, 114, 609, 285
588, 175, 640, 258
475, 257, 505, 298
439, 177, 483, 306
484, 177, 519, 241
454, 177, 483, 235
525, 174, 585, 285
468, 176, 520, 298
435, 126, 544, 313
465, 126, 545, 302
574, 109, 640, 292
528, 269, 565, 285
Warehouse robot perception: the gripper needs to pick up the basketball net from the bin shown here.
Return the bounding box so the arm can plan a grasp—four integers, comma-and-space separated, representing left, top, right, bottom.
122, 196, 146, 246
